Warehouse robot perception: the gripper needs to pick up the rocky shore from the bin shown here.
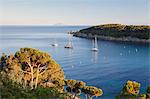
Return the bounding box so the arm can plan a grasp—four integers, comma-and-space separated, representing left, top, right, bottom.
73, 32, 150, 43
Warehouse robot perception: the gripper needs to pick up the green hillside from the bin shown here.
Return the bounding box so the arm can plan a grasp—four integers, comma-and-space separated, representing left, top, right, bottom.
73, 24, 150, 42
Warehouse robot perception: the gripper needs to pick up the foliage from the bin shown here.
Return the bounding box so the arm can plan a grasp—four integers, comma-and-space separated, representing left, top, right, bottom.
116, 81, 150, 99
1, 48, 149, 99
116, 80, 140, 98
0, 53, 7, 69
65, 79, 86, 98
0, 73, 71, 99
82, 86, 103, 99
0, 48, 65, 90
146, 85, 150, 99
147, 86, 150, 93
121, 80, 141, 96
65, 79, 103, 99
65, 79, 86, 89
75, 24, 150, 39
138, 94, 146, 99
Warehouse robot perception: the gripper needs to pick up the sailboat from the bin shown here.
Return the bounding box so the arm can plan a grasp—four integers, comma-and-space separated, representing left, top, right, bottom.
64, 32, 73, 49
51, 39, 58, 47
91, 36, 98, 51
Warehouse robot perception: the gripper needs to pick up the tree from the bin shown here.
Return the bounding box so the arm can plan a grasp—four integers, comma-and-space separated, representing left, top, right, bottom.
146, 86, 150, 98
0, 53, 7, 69
65, 79, 85, 98
82, 86, 103, 99
0, 72, 72, 99
121, 80, 140, 96
0, 48, 104, 99
116, 80, 141, 99
75, 24, 150, 40
65, 79, 103, 99
0, 48, 65, 90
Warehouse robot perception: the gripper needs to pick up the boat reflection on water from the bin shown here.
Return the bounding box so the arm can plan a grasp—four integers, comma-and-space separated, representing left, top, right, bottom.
91, 51, 98, 63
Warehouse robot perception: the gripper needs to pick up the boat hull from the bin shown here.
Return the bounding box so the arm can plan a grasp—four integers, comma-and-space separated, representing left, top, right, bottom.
64, 46, 73, 49
51, 44, 58, 47
91, 48, 98, 51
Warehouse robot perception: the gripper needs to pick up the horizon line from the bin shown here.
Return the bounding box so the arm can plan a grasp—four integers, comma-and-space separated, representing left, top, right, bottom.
0, 23, 149, 26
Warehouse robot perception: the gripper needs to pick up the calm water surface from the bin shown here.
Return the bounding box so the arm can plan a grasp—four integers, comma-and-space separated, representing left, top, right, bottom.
0, 26, 149, 99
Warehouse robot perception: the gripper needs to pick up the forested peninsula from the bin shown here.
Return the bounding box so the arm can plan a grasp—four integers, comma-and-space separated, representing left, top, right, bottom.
73, 24, 150, 43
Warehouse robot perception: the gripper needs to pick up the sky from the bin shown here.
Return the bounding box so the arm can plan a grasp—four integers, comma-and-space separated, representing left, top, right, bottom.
0, 0, 149, 25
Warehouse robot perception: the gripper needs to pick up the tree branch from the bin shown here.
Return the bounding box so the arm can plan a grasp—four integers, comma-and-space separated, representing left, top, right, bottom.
26, 61, 32, 69
39, 67, 48, 75
21, 70, 31, 75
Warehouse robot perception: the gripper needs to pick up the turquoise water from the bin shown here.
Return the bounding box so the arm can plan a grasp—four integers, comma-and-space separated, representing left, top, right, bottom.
0, 26, 149, 99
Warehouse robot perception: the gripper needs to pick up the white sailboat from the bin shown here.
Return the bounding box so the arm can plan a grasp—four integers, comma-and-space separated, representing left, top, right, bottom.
91, 36, 98, 51
64, 32, 73, 49
51, 39, 58, 47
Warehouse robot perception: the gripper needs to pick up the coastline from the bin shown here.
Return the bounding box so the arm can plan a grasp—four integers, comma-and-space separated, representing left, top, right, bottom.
73, 32, 150, 43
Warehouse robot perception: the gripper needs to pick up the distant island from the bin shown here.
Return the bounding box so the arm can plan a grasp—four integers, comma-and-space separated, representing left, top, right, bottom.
73, 24, 150, 43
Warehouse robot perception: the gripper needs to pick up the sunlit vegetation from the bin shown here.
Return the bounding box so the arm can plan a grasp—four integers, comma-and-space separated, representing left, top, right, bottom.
0, 48, 103, 99
74, 24, 150, 40
121, 80, 140, 96
116, 80, 150, 99
64, 79, 103, 99
82, 86, 103, 99
0, 48, 65, 90
0, 48, 149, 99
65, 79, 85, 98
0, 73, 72, 99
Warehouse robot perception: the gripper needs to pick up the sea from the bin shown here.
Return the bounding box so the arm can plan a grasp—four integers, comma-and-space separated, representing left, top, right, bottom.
0, 26, 149, 99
